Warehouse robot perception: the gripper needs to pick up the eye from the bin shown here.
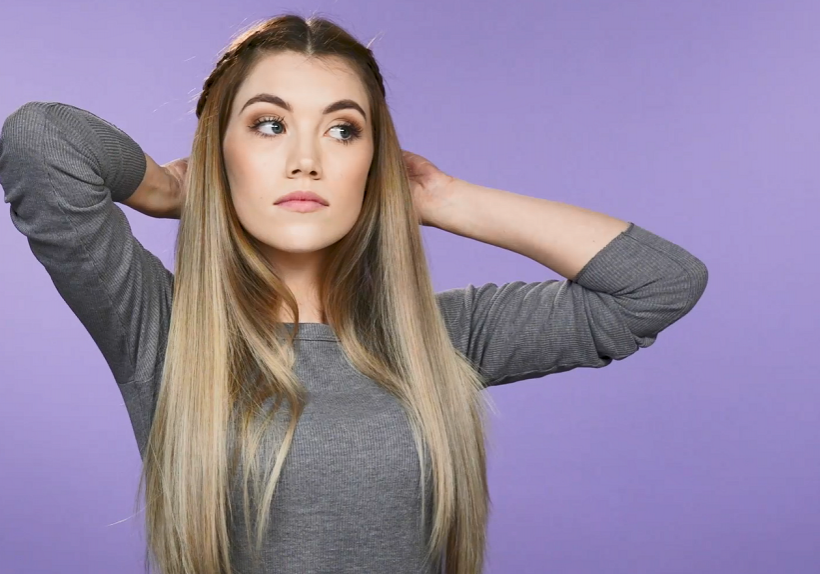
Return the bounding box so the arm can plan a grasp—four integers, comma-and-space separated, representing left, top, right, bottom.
328, 123, 363, 144
248, 115, 364, 146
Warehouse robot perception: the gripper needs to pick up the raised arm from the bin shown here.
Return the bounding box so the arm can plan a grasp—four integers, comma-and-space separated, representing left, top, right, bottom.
436, 222, 708, 387
1, 101, 175, 388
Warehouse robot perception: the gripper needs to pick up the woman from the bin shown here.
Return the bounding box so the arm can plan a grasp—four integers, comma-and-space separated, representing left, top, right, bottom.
0, 13, 708, 574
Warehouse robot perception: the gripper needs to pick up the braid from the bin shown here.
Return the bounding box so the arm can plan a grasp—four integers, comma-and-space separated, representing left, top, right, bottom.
364, 53, 387, 99
196, 50, 239, 119
196, 36, 263, 119
196, 42, 387, 119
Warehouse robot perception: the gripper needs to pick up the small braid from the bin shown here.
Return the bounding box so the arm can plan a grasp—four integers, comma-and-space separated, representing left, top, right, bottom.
196, 35, 267, 118
196, 42, 386, 119
195, 49, 239, 119
364, 52, 387, 98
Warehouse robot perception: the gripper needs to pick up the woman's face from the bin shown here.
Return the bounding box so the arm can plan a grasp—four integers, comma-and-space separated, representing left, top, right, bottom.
222, 51, 374, 264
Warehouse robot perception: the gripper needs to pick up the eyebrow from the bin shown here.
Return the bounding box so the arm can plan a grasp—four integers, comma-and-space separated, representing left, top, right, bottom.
239, 93, 367, 122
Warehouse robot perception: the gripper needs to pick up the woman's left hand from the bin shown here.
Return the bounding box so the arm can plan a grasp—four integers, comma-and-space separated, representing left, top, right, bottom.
402, 150, 457, 226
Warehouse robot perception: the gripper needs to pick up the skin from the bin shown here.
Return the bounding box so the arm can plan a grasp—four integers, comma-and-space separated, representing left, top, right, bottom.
222, 51, 375, 323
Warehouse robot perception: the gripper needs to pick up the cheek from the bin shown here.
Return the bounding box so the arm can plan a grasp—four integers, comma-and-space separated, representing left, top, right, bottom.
225, 150, 258, 189
223, 130, 267, 187
224, 154, 273, 211
340, 161, 371, 211
340, 148, 373, 189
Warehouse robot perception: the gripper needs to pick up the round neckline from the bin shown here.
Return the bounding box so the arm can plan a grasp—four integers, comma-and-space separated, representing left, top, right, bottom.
280, 322, 338, 341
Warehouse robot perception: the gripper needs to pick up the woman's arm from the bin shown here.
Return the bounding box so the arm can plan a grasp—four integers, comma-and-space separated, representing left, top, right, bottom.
1, 102, 175, 395
431, 180, 708, 387
429, 179, 632, 282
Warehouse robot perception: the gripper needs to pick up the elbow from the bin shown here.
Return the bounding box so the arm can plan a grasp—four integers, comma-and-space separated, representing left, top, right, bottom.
0, 102, 50, 208
615, 258, 709, 341
1, 102, 50, 174
681, 257, 709, 315
2, 102, 51, 145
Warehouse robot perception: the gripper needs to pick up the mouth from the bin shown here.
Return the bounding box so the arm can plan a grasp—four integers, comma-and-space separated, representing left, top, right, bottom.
275, 199, 327, 213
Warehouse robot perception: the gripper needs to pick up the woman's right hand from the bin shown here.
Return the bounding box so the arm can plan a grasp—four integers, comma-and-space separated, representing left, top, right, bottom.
124, 153, 188, 219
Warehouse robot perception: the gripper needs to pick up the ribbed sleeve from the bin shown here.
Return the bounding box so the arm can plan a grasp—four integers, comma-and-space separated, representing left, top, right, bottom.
435, 222, 709, 386
0, 101, 174, 389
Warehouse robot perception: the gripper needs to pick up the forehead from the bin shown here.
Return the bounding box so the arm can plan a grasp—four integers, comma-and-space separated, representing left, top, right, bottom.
233, 51, 369, 115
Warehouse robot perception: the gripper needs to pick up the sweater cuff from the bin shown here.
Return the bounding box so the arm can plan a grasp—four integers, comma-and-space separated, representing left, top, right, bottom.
48, 103, 148, 203
100, 125, 147, 203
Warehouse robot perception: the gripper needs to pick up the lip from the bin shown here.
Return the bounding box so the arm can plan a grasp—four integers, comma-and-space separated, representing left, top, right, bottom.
274, 190, 329, 206
276, 200, 327, 213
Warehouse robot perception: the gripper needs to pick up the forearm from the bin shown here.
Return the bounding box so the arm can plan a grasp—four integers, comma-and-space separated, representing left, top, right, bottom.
123, 152, 180, 219
430, 179, 631, 281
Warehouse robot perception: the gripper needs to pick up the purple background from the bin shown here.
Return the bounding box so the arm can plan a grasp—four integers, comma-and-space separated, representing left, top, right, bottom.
1, 1, 818, 573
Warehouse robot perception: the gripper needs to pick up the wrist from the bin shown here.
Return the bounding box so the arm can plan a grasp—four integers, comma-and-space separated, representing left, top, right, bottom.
123, 154, 180, 218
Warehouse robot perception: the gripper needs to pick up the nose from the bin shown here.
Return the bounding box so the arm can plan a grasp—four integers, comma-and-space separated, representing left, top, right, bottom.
290, 164, 319, 177
288, 135, 322, 178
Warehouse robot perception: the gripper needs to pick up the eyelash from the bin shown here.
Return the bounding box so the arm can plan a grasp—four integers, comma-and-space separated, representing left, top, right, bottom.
248, 115, 364, 145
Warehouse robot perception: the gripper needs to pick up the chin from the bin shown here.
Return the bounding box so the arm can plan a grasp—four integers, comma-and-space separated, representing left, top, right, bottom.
257, 236, 335, 255
244, 224, 354, 256
278, 245, 329, 254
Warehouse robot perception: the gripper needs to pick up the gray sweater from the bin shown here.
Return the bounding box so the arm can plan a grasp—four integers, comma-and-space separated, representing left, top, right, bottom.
1, 101, 708, 574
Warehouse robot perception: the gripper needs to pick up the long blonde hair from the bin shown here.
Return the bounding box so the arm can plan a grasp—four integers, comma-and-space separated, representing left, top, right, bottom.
136, 12, 496, 574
